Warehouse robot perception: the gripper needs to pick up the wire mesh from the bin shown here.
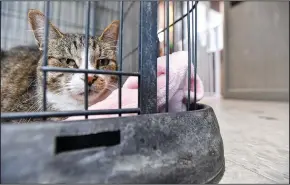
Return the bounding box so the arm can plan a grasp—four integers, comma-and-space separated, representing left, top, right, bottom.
158, 0, 199, 111
1, 0, 199, 122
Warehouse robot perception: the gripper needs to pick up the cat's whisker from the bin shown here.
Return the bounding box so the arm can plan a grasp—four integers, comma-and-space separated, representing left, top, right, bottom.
21, 95, 42, 115
105, 85, 118, 92
107, 83, 118, 89
102, 46, 119, 50
63, 84, 73, 89
103, 88, 114, 93
103, 45, 118, 49
54, 88, 70, 95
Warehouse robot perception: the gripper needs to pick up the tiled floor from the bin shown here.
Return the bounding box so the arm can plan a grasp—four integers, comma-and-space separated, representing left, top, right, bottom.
199, 97, 289, 184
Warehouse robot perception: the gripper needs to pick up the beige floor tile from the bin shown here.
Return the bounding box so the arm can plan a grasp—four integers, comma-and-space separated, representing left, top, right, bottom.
200, 97, 289, 183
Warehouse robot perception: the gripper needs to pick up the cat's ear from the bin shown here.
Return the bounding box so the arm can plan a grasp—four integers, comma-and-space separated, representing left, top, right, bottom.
28, 9, 64, 50
99, 20, 120, 46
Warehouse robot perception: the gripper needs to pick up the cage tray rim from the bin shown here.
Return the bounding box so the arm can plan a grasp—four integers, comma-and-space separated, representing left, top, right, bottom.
1, 103, 225, 183
2, 103, 211, 126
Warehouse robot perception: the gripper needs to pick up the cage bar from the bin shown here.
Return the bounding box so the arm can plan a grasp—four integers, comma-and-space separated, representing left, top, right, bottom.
42, 1, 50, 118
165, 0, 170, 112
84, 1, 91, 119
118, 1, 124, 117
172, 1, 175, 52
191, 0, 194, 109
138, 1, 142, 113
156, 1, 199, 112
157, 2, 197, 35
0, 1, 1, 44
181, 1, 184, 50
187, 0, 191, 111
1, 108, 141, 120
41, 67, 139, 76
139, 1, 158, 114
193, 1, 198, 110
163, 0, 165, 53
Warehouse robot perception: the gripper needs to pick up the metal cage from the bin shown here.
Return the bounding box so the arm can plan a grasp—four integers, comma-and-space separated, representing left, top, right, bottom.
1, 0, 199, 120
1, 1, 225, 183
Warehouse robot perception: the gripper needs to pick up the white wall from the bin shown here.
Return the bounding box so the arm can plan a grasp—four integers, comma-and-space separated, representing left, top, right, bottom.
223, 1, 289, 101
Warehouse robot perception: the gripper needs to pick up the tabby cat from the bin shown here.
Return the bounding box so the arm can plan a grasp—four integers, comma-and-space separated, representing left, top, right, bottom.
1, 9, 120, 123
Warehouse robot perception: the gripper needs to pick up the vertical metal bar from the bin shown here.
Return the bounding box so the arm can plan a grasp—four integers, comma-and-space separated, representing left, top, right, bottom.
191, 0, 195, 108
212, 52, 216, 93
193, 1, 198, 110
118, 1, 124, 117
186, 0, 191, 111
172, 1, 175, 52
138, 1, 142, 113
0, 1, 2, 49
163, 0, 165, 54
42, 1, 50, 118
205, 2, 210, 96
140, 1, 158, 114
84, 1, 91, 119
214, 26, 221, 96
181, 1, 184, 51
165, 0, 170, 112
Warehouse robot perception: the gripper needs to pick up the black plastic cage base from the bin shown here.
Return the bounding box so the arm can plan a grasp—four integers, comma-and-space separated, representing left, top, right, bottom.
1, 104, 225, 184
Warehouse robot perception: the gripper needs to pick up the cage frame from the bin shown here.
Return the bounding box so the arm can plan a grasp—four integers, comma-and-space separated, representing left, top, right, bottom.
1, 0, 200, 121
1, 0, 225, 183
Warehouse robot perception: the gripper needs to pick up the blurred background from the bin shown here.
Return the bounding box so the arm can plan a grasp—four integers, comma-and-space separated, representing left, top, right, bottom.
1, 1, 289, 183
1, 1, 288, 100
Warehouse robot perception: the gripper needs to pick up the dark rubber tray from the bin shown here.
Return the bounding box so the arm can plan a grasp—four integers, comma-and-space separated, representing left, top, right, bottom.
1, 104, 225, 183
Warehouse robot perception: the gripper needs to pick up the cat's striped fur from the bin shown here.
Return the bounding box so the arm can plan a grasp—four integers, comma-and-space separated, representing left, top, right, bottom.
1, 9, 120, 123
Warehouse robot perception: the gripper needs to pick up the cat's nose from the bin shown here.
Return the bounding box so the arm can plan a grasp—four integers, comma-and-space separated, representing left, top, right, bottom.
87, 76, 96, 86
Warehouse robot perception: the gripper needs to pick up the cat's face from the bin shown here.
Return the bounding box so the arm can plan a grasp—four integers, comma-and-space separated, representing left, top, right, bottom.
28, 10, 119, 108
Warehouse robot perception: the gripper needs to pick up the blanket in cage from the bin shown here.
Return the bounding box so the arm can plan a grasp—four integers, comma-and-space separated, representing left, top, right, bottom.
66, 51, 204, 121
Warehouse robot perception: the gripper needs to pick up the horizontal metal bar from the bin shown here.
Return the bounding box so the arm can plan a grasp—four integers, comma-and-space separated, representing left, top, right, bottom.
1, 108, 141, 120
157, 1, 198, 35
41, 66, 140, 76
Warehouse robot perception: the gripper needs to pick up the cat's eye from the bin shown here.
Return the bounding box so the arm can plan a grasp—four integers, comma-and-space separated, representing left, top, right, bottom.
97, 59, 110, 66
65, 59, 77, 67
